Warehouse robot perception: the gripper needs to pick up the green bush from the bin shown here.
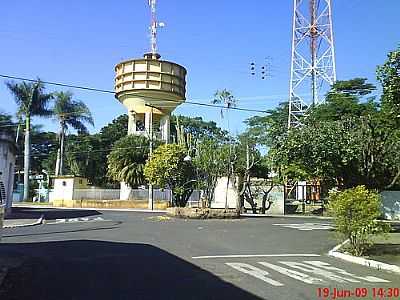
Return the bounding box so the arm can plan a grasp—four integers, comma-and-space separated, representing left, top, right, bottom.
328, 186, 390, 256
144, 144, 195, 207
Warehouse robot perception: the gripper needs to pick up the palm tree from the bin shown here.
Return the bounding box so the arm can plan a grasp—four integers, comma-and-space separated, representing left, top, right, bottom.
53, 91, 94, 176
212, 89, 238, 209
212, 89, 237, 119
6, 80, 53, 201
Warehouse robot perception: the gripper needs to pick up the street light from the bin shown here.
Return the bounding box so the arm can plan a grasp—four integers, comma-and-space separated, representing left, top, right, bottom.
42, 169, 49, 202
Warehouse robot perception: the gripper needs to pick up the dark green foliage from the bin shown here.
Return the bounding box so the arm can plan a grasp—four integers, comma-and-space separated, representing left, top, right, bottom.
377, 46, 400, 127
0, 111, 15, 137
107, 135, 151, 188
99, 114, 128, 144
171, 115, 228, 142
245, 102, 289, 148
308, 78, 377, 123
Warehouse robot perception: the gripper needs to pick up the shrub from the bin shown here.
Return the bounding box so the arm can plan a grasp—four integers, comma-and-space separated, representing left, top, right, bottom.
328, 185, 390, 256
144, 144, 195, 207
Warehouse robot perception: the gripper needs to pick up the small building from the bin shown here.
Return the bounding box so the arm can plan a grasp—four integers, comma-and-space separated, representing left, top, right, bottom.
49, 176, 88, 202
0, 132, 17, 215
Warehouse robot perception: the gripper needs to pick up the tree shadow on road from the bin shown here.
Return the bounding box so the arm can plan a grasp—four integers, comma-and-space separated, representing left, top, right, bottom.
0, 240, 262, 300
7, 207, 102, 220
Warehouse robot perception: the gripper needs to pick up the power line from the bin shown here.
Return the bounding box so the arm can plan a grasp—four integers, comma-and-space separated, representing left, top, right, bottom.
0, 74, 270, 114
16, 145, 150, 158
0, 124, 19, 128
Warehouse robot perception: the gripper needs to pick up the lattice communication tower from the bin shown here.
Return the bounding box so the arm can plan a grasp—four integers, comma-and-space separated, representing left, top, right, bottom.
288, 0, 336, 128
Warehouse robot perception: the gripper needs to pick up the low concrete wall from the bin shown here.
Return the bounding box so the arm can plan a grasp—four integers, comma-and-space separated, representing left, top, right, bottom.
167, 207, 240, 219
244, 185, 285, 215
52, 199, 169, 210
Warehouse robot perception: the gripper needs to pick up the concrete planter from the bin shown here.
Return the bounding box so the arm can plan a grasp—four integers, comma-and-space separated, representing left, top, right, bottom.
0, 205, 4, 242
167, 207, 240, 219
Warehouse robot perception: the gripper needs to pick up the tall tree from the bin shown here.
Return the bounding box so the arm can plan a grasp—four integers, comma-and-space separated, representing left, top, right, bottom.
6, 80, 53, 201
99, 114, 128, 145
52, 91, 93, 176
0, 111, 15, 137
308, 78, 377, 124
212, 89, 238, 208
377, 46, 400, 127
245, 102, 289, 148
269, 77, 400, 190
171, 115, 228, 142
193, 139, 231, 206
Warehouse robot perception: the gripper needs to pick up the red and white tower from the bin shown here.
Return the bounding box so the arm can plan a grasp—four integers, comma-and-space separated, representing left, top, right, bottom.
288, 0, 336, 128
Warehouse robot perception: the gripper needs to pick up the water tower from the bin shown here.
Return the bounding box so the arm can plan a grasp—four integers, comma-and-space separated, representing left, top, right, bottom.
115, 0, 187, 202
114, 0, 187, 143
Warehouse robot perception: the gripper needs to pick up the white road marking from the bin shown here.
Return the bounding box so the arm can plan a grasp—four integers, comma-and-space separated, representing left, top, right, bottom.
225, 260, 391, 286
192, 254, 320, 259
226, 263, 284, 286
280, 261, 389, 283
258, 262, 325, 284
305, 261, 390, 283
279, 261, 360, 283
49, 216, 106, 225
273, 223, 334, 231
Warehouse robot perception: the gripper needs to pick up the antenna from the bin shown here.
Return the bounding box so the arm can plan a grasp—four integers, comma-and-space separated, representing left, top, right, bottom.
148, 0, 165, 54
288, 0, 336, 128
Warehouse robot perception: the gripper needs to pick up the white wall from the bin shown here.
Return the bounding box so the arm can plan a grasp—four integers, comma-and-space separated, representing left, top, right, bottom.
211, 177, 239, 209
49, 178, 74, 202
0, 135, 16, 214
381, 191, 400, 220
243, 185, 285, 215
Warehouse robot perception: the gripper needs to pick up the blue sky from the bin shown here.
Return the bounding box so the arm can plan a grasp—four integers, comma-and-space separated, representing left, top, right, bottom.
0, 0, 399, 134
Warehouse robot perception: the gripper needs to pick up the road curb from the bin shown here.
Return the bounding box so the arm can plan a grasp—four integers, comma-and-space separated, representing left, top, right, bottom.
13, 205, 337, 219
3, 215, 44, 229
328, 239, 400, 274
12, 205, 167, 214
241, 213, 333, 220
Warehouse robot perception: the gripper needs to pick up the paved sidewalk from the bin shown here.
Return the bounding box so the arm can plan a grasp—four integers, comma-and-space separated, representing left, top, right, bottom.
3, 210, 43, 228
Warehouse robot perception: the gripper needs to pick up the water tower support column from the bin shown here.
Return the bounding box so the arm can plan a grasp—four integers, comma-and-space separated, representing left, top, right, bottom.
145, 111, 153, 137
160, 114, 170, 143
128, 111, 137, 135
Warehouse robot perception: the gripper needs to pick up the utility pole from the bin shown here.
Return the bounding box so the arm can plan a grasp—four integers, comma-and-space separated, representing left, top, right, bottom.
288, 0, 336, 128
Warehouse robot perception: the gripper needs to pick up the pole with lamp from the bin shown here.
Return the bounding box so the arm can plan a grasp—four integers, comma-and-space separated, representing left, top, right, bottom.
42, 169, 50, 202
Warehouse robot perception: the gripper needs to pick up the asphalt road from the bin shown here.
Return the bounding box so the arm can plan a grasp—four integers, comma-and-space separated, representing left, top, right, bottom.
0, 208, 399, 300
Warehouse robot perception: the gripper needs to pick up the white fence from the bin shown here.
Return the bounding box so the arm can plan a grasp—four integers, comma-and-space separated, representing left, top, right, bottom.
73, 189, 120, 201
71, 188, 201, 203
